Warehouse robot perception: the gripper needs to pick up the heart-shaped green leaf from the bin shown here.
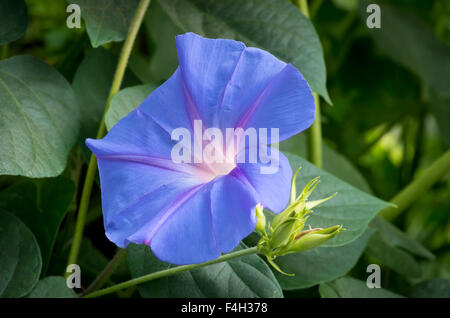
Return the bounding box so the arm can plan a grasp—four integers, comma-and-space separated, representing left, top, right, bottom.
0, 56, 79, 177
0, 177, 75, 274
27, 276, 77, 298
127, 243, 283, 298
0, 211, 42, 297
370, 216, 434, 260
0, 0, 28, 45
67, 0, 140, 47
365, 231, 422, 278
105, 83, 157, 131
319, 276, 403, 298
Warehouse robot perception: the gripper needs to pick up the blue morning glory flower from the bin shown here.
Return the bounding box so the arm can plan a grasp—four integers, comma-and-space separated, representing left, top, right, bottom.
86, 32, 315, 265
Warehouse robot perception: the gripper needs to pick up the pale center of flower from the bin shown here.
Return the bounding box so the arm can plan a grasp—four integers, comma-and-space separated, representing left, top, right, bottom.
195, 139, 237, 183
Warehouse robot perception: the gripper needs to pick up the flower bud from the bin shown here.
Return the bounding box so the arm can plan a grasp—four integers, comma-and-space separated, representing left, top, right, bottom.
289, 225, 343, 253
256, 167, 345, 275
270, 219, 296, 248
255, 204, 266, 235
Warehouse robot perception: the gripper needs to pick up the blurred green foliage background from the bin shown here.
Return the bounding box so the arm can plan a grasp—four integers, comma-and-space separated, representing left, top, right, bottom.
1, 0, 449, 297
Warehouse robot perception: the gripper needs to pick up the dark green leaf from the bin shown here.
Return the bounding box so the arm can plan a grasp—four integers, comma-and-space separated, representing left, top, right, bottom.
285, 153, 388, 246
365, 231, 422, 278
0, 56, 79, 177
27, 276, 77, 298
0, 177, 75, 274
127, 243, 283, 298
406, 279, 450, 298
281, 134, 372, 193
429, 96, 450, 146
144, 0, 183, 81
0, 211, 42, 297
105, 83, 157, 131
319, 276, 403, 298
76, 240, 129, 282
0, 0, 28, 45
274, 228, 373, 290
72, 48, 139, 159
158, 0, 330, 103
360, 0, 450, 98
370, 216, 434, 260
68, 0, 140, 47
360, 1, 450, 143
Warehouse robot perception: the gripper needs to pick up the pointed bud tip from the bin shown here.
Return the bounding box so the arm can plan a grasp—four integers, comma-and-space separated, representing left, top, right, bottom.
255, 204, 267, 235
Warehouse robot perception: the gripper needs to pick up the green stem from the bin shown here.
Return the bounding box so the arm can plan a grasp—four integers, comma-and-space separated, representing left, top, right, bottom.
84, 247, 258, 298
83, 249, 126, 296
356, 120, 396, 158
307, 93, 323, 168
380, 149, 450, 220
66, 0, 151, 275
295, 1, 323, 168
1, 44, 8, 60
310, 0, 324, 19
297, 0, 310, 17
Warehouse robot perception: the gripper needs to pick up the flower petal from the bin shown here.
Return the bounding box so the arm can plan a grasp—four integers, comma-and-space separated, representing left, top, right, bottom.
138, 68, 194, 132
176, 32, 246, 128
216, 47, 286, 130
235, 147, 292, 213
86, 108, 174, 159
150, 173, 260, 265
149, 181, 220, 265
176, 33, 314, 141
231, 63, 315, 142
210, 173, 259, 254
86, 33, 310, 265
95, 158, 204, 248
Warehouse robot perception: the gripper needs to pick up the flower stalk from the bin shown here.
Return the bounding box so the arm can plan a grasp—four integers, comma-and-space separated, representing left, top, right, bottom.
307, 93, 323, 168
66, 0, 151, 275
83, 248, 127, 295
1, 44, 8, 60
83, 246, 258, 298
294, 1, 323, 168
380, 149, 450, 220
256, 167, 343, 275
